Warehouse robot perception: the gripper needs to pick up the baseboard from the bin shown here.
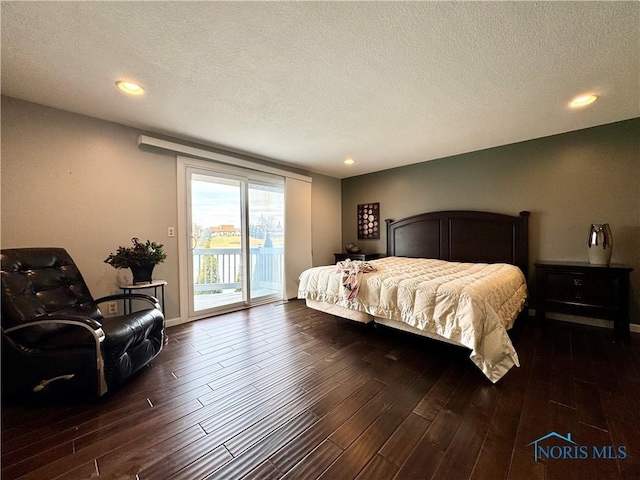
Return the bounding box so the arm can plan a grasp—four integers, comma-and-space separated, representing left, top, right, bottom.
165, 317, 186, 328
527, 309, 640, 333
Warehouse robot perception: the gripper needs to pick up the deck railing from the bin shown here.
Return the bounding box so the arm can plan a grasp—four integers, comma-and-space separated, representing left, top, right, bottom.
193, 247, 283, 293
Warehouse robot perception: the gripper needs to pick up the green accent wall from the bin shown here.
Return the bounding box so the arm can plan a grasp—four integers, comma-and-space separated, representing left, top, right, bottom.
342, 118, 640, 323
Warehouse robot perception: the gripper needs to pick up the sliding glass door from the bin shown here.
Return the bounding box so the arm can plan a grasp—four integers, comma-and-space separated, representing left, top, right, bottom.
185, 165, 284, 318
189, 172, 244, 314
248, 182, 285, 302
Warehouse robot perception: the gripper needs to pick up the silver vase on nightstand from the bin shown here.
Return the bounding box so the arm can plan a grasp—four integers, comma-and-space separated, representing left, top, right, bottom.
587, 223, 613, 265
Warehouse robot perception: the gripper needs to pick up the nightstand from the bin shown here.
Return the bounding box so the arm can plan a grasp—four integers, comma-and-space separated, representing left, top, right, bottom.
334, 253, 382, 262
534, 261, 633, 340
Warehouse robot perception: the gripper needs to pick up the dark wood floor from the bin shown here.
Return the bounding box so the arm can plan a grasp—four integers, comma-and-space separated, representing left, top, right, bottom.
2, 300, 639, 480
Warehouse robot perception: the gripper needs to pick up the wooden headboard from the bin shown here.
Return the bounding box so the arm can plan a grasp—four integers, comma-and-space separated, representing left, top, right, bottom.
385, 210, 530, 277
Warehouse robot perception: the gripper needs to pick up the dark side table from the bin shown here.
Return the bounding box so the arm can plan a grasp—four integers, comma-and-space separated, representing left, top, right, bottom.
534, 261, 633, 340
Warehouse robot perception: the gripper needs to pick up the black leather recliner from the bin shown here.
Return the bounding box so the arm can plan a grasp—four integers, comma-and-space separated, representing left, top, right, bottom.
1, 247, 165, 399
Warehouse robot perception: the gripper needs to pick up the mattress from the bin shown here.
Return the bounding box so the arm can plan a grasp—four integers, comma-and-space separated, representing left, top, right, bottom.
298, 256, 527, 382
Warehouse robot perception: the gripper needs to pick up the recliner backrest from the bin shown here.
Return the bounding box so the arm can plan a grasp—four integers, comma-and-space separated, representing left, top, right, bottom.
1, 248, 102, 345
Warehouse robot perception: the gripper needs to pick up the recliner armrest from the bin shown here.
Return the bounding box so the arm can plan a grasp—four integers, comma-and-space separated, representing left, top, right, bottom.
2, 315, 109, 397
95, 293, 161, 311
2, 315, 104, 335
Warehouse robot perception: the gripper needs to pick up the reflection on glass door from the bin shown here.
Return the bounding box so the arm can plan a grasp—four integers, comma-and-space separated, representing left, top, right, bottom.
187, 168, 285, 318
248, 182, 284, 302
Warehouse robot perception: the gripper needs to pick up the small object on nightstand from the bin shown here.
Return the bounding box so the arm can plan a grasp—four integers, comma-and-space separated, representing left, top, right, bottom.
587, 223, 613, 265
534, 261, 632, 340
345, 243, 361, 253
334, 252, 381, 263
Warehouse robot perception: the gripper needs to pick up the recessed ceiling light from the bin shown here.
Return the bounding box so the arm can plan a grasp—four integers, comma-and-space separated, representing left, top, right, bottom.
343, 158, 355, 165
116, 80, 145, 96
569, 94, 598, 108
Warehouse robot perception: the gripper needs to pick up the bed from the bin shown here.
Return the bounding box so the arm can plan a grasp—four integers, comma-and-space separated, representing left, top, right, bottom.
298, 210, 530, 383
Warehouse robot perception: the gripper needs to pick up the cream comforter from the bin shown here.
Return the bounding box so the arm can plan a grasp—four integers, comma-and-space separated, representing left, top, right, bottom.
298, 256, 527, 382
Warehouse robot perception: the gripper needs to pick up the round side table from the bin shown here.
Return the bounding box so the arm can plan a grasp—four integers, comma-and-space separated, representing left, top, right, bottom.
119, 279, 167, 315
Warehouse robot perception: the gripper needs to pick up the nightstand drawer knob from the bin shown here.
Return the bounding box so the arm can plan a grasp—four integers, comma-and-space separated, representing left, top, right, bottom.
573, 279, 583, 286
575, 292, 583, 300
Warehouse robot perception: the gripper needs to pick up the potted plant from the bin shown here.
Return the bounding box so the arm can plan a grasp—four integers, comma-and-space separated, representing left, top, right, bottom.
104, 237, 167, 284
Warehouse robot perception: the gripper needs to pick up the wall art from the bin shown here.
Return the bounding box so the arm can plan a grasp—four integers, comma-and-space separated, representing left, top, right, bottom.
357, 202, 380, 239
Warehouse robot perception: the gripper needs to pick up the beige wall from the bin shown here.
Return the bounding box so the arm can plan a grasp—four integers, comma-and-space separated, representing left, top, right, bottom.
311, 173, 342, 266
341, 118, 640, 324
1, 96, 342, 320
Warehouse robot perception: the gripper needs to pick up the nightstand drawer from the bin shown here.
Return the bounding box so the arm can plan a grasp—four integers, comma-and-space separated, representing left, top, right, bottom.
545, 272, 617, 307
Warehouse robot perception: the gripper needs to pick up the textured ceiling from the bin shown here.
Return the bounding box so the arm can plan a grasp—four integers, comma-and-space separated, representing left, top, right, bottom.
2, 2, 638, 179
